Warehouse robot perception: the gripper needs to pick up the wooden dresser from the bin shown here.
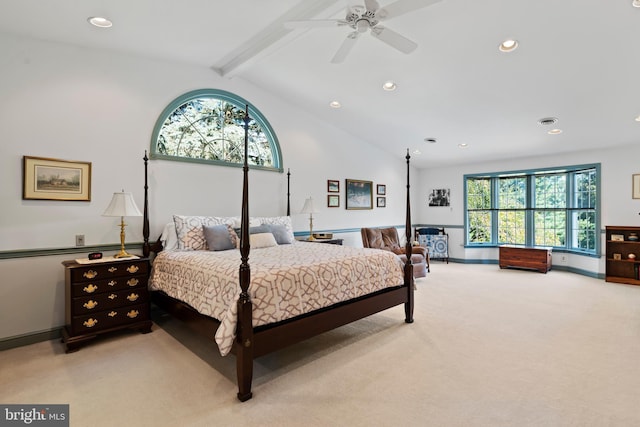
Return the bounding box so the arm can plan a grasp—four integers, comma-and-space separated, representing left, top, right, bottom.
61, 256, 152, 352
499, 246, 552, 273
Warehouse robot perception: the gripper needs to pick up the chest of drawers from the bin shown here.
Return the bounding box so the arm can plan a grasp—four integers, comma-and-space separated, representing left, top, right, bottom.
61, 257, 152, 352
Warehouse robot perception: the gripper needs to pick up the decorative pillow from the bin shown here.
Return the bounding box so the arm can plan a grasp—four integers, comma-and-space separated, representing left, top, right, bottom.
263, 224, 294, 245
233, 225, 270, 238
203, 224, 238, 251
249, 232, 278, 248
255, 216, 294, 244
173, 215, 233, 250
160, 222, 179, 251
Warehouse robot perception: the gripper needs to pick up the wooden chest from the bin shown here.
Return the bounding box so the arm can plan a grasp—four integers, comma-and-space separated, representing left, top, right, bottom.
62, 257, 152, 352
499, 246, 552, 273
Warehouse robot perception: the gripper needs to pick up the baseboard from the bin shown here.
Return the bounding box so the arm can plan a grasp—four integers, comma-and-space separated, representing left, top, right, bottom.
0, 328, 62, 351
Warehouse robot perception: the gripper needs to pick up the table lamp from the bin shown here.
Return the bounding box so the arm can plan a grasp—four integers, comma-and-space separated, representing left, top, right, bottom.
102, 190, 142, 258
300, 197, 319, 241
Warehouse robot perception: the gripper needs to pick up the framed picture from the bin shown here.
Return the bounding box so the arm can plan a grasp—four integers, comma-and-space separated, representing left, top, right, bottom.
377, 184, 386, 195
377, 196, 386, 208
345, 179, 373, 210
327, 180, 340, 193
428, 188, 450, 206
23, 156, 92, 201
611, 234, 625, 241
613, 253, 622, 260
633, 174, 640, 199
328, 194, 340, 208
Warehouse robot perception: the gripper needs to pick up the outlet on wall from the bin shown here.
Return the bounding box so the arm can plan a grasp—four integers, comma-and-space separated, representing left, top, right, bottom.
75, 234, 85, 246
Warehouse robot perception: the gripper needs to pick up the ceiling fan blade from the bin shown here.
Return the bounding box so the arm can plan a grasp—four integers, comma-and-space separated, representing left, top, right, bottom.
364, 0, 380, 13
284, 19, 347, 29
370, 26, 417, 54
331, 32, 360, 64
378, 0, 441, 20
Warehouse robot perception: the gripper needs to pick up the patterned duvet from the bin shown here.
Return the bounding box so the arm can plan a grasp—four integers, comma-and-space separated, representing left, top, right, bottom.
148, 241, 405, 355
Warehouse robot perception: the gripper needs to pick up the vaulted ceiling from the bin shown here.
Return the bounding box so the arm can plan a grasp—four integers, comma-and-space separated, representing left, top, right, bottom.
2, 0, 639, 168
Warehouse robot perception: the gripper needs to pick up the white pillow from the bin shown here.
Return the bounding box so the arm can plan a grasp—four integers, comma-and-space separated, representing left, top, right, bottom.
249, 232, 278, 248
160, 222, 179, 251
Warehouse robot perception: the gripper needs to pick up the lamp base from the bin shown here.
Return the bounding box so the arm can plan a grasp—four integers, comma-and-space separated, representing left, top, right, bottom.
308, 235, 316, 241
114, 249, 135, 258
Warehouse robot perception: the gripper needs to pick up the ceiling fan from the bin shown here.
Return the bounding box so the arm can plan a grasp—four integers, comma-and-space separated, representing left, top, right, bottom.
285, 0, 442, 63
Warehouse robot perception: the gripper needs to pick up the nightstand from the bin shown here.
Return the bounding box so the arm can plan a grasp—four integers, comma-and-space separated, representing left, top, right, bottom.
305, 238, 343, 245
61, 256, 152, 352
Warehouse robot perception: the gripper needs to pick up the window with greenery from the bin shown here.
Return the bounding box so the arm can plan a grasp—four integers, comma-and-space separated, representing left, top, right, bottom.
465, 164, 599, 255
150, 89, 282, 171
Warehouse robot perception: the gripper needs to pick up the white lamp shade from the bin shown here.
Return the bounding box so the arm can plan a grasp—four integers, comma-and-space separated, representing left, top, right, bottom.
102, 191, 142, 217
300, 197, 318, 214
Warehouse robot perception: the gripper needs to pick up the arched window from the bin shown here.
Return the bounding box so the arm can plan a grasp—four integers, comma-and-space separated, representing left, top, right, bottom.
150, 89, 282, 172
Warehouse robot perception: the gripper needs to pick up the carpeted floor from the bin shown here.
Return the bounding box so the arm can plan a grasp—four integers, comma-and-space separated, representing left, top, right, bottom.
1, 263, 639, 426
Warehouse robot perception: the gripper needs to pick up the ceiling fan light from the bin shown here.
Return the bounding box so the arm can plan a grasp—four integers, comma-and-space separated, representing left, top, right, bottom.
88, 16, 113, 28
499, 39, 518, 52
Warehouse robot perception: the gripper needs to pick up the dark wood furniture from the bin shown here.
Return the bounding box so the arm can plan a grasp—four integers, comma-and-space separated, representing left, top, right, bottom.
605, 226, 640, 285
61, 257, 152, 352
142, 110, 416, 402
499, 246, 552, 273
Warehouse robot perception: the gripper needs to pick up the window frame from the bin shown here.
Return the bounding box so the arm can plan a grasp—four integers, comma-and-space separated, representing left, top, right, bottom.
149, 89, 283, 172
464, 163, 600, 256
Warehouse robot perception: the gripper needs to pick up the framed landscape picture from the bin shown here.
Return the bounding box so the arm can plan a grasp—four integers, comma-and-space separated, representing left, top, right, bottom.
345, 179, 373, 210
23, 156, 91, 201
377, 184, 386, 195
328, 194, 339, 207
377, 197, 386, 208
328, 180, 340, 193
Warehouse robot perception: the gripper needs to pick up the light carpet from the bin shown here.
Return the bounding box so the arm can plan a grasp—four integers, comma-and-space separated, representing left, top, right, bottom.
1, 263, 639, 426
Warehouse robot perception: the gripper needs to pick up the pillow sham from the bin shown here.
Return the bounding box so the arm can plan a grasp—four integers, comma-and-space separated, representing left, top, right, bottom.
173, 215, 234, 251
263, 224, 294, 245
249, 232, 278, 248
160, 222, 179, 251
203, 224, 238, 251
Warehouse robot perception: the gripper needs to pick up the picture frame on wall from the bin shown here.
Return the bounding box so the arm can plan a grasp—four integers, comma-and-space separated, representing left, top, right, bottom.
633, 174, 640, 199
327, 180, 340, 193
328, 194, 339, 208
377, 197, 386, 208
23, 156, 92, 201
345, 179, 373, 210
376, 184, 386, 195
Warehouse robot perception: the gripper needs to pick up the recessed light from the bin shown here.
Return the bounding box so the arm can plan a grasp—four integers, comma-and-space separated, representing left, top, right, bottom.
538, 117, 558, 126
635, 115, 640, 122
499, 39, 518, 52
88, 16, 113, 28
633, 0, 640, 8
329, 101, 341, 108
458, 143, 468, 148
382, 81, 397, 91
424, 138, 437, 143
548, 129, 563, 135
413, 149, 422, 155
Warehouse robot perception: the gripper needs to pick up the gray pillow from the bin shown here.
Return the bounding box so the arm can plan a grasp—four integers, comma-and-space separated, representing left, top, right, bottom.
233, 225, 270, 238
203, 224, 236, 251
264, 224, 293, 244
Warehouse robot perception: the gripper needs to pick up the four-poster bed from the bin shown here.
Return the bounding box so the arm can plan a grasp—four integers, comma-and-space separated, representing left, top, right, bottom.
142, 108, 416, 402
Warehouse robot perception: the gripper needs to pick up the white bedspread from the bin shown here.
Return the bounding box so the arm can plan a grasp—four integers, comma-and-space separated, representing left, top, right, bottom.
148, 241, 405, 355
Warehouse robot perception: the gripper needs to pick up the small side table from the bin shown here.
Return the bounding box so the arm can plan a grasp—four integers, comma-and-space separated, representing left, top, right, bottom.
61, 256, 152, 352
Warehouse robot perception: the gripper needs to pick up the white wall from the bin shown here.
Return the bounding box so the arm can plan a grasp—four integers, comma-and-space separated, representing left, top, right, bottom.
0, 33, 415, 340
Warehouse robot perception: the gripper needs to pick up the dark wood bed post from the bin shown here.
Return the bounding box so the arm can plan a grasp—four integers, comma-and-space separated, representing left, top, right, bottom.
404, 149, 414, 324
286, 168, 291, 216
236, 105, 254, 402
143, 151, 150, 258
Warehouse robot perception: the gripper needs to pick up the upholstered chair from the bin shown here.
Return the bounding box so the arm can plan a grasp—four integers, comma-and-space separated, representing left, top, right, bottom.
360, 227, 429, 277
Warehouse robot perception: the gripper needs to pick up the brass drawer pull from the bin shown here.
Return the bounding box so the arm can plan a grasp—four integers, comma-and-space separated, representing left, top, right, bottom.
126, 310, 139, 319
126, 293, 139, 302
83, 318, 98, 328
108, 311, 117, 317
83, 270, 97, 279
83, 300, 98, 310
108, 293, 117, 300
126, 265, 139, 274
107, 280, 117, 287
108, 267, 118, 273
127, 278, 139, 287
83, 284, 98, 294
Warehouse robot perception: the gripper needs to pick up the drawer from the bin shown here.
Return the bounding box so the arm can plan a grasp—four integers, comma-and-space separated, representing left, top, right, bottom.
72, 288, 149, 315
68, 260, 149, 283
69, 303, 149, 335
70, 274, 148, 297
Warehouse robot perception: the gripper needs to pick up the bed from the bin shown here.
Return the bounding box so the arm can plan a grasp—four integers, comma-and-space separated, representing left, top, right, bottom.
142, 107, 416, 401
